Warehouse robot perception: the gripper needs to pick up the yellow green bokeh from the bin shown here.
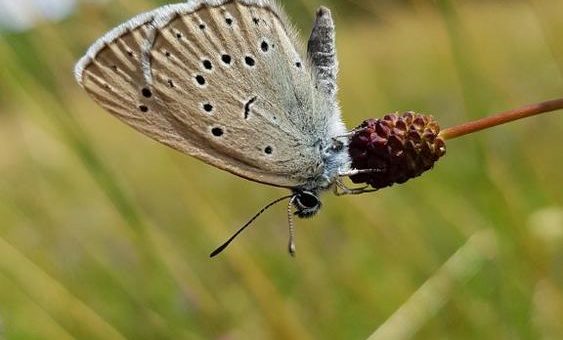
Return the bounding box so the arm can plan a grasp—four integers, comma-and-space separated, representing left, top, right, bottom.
0, 0, 562, 339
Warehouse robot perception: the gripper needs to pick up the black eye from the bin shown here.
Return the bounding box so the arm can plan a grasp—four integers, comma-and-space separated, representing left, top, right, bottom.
297, 192, 319, 209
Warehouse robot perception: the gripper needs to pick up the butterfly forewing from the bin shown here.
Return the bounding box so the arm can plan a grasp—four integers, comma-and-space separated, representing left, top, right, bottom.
76, 1, 329, 187
77, 12, 190, 149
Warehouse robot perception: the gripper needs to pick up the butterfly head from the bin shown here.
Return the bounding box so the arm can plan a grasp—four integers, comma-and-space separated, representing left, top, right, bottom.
293, 190, 322, 218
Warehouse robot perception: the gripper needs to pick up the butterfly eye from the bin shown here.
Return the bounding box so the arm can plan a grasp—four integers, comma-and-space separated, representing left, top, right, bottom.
293, 191, 321, 218
296, 191, 319, 209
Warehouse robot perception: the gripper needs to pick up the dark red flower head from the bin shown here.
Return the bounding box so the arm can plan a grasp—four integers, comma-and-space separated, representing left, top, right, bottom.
348, 112, 446, 189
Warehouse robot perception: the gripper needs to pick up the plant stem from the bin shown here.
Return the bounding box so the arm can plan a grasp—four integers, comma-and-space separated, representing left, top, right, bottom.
439, 98, 563, 140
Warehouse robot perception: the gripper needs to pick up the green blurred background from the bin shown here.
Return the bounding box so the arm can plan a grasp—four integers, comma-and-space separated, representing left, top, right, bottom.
0, 0, 562, 339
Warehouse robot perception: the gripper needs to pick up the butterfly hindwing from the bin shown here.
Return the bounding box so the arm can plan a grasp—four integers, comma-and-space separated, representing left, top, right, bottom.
76, 1, 345, 188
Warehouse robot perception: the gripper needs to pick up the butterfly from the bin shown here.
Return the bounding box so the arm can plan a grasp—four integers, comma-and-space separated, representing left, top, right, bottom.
74, 0, 374, 256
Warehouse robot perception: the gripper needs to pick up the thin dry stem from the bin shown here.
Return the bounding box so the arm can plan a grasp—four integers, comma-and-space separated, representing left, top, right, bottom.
439, 98, 563, 140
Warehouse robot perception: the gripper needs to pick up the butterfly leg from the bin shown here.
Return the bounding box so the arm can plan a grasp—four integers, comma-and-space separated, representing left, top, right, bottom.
333, 180, 379, 196
332, 132, 355, 141
332, 125, 370, 142
339, 168, 383, 177
307, 6, 338, 100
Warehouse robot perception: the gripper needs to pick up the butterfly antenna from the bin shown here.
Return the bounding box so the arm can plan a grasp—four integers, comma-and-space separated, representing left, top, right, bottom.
287, 196, 297, 257
209, 194, 294, 258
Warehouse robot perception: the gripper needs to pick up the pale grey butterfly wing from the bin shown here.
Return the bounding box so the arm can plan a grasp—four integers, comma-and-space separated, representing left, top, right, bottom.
75, 0, 345, 188
307, 6, 338, 101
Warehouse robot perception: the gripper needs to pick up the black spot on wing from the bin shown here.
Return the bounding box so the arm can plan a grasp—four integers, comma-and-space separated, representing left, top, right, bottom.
244, 96, 257, 119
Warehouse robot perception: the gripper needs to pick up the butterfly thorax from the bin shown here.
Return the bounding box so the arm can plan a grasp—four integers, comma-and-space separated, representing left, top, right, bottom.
291, 130, 350, 218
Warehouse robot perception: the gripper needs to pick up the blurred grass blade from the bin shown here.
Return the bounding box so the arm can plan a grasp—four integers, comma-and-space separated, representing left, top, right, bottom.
0, 0, 561, 337
0, 35, 209, 334
0, 236, 126, 339
368, 230, 497, 340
